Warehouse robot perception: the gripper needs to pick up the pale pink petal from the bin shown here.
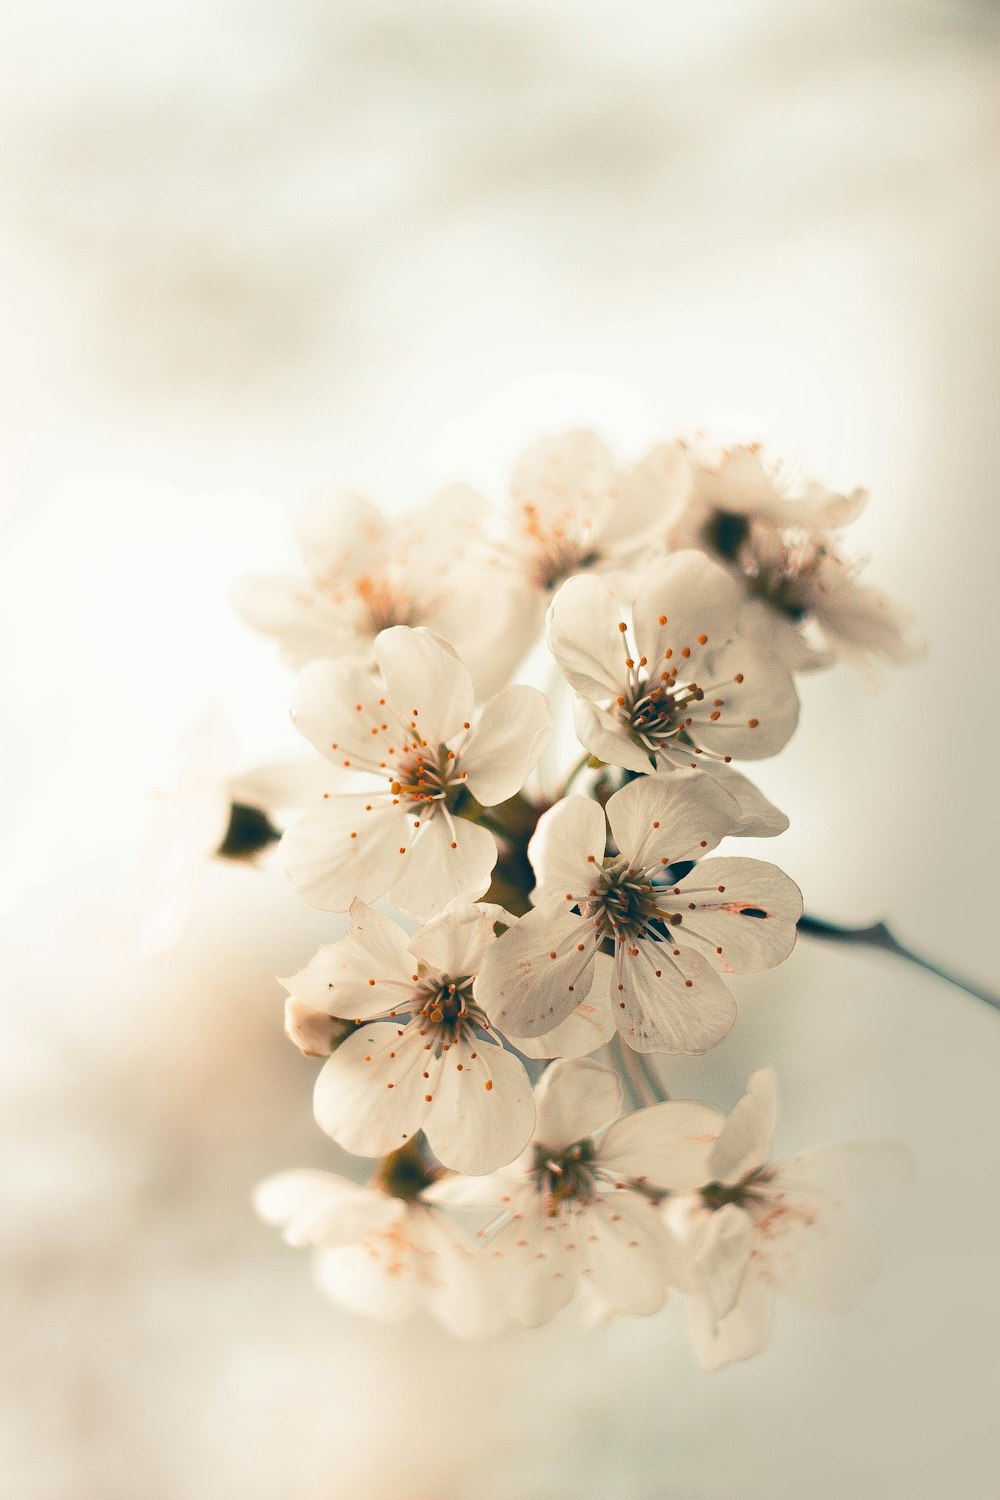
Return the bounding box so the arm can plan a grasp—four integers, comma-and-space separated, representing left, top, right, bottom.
253, 1170, 400, 1247
631, 551, 745, 668
461, 684, 552, 806
474, 906, 600, 1038
672, 858, 802, 973
387, 813, 497, 919
533, 1058, 623, 1149
546, 574, 632, 699
313, 1022, 432, 1157
601, 1100, 724, 1189
374, 626, 475, 746
528, 795, 607, 901
709, 1067, 779, 1184
684, 639, 799, 760
230, 575, 355, 663
311, 1206, 439, 1323
280, 797, 408, 911
615, 941, 737, 1055
417, 1210, 510, 1338
605, 771, 731, 867
296, 493, 386, 579
281, 899, 414, 1020
406, 900, 510, 978
422, 1036, 535, 1175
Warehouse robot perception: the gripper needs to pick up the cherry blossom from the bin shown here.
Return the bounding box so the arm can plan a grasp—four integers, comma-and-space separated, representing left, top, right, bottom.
476, 774, 802, 1054
482, 1059, 721, 1327
666, 1068, 910, 1369
547, 553, 799, 797
280, 626, 552, 918
233, 485, 526, 696
284, 899, 536, 1174
670, 444, 917, 672
500, 428, 686, 599
254, 1158, 506, 1338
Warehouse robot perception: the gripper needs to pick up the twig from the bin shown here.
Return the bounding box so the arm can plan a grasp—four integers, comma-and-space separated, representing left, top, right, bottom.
798, 914, 999, 1013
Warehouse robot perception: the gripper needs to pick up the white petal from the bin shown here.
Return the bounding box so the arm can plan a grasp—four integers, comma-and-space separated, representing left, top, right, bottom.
387, 813, 497, 919
406, 900, 509, 978
311, 1204, 439, 1323
689, 1266, 773, 1370
284, 998, 348, 1057
601, 1100, 724, 1189
573, 698, 656, 775
461, 684, 552, 806
487, 1195, 580, 1327
417, 1209, 511, 1338
296, 492, 386, 578
280, 797, 408, 911
282, 899, 414, 1021
253, 1170, 400, 1247
474, 906, 600, 1038
579, 1193, 674, 1315
687, 1204, 755, 1323
230, 575, 355, 665
423, 1036, 535, 1175
631, 551, 744, 668
672, 858, 803, 973
375, 626, 475, 746
313, 1021, 435, 1156
229, 755, 335, 812
605, 440, 690, 547
685, 639, 799, 761
290, 657, 387, 769
709, 1067, 779, 1185
511, 954, 616, 1058
533, 1057, 623, 1149
546, 574, 630, 699
511, 428, 617, 525
694, 761, 789, 838
605, 771, 731, 867
528, 794, 607, 900
614, 940, 737, 1055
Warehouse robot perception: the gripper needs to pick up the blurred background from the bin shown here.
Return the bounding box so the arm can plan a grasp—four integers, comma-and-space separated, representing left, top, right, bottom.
1, 2, 998, 1496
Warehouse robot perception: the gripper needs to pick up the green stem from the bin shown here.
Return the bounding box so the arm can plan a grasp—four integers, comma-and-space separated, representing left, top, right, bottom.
610, 1035, 669, 1108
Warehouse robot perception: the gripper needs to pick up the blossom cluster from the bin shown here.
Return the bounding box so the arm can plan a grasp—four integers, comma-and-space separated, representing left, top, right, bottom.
230, 429, 912, 1367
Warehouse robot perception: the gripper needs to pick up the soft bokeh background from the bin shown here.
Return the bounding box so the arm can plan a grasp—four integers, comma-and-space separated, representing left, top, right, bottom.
2, 3, 998, 1496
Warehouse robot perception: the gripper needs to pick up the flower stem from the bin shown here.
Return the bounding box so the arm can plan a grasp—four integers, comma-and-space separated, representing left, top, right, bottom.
610, 1034, 670, 1107
798, 914, 999, 1013
556, 752, 594, 800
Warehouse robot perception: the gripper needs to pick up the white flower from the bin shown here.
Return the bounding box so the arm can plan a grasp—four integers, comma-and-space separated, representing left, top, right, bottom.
254, 1162, 506, 1338
232, 485, 526, 697
476, 774, 802, 1054
670, 445, 917, 672
135, 705, 332, 951
284, 899, 536, 1174
501, 428, 686, 596
667, 1068, 910, 1370
482, 1059, 721, 1327
547, 554, 799, 808
280, 626, 552, 918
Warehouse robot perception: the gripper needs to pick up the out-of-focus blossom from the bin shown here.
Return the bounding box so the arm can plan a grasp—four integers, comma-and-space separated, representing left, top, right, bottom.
135, 705, 332, 950
477, 775, 801, 1053
233, 486, 527, 697
546, 553, 798, 810
254, 1159, 506, 1338
481, 1059, 720, 1327
666, 1068, 910, 1369
285, 899, 536, 1174
670, 445, 918, 672
280, 626, 551, 918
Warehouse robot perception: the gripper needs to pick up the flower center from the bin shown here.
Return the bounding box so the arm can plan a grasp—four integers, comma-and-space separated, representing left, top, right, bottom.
704, 509, 750, 561
585, 862, 678, 947
620, 675, 704, 749
520, 508, 602, 591
414, 976, 482, 1041
531, 1138, 599, 1212
353, 574, 420, 633
390, 745, 463, 808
